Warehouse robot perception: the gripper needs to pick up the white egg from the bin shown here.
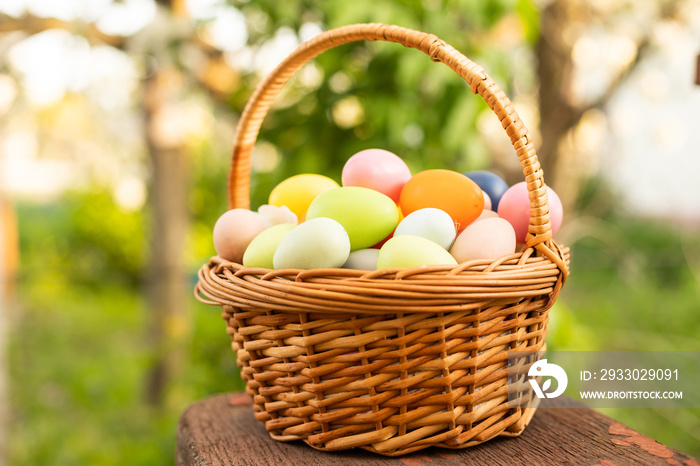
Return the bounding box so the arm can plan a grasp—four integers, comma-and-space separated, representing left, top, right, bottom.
450, 217, 516, 262
342, 248, 380, 270
273, 217, 351, 269
257, 204, 298, 228
394, 208, 457, 250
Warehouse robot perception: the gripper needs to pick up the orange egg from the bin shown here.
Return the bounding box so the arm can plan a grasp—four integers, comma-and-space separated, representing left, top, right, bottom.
399, 169, 484, 231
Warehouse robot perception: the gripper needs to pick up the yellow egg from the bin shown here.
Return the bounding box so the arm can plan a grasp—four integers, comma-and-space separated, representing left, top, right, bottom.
212, 209, 266, 263
377, 235, 457, 269
242, 223, 296, 269
268, 174, 339, 221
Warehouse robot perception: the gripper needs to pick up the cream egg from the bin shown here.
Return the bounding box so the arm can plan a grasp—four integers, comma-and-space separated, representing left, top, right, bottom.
342, 248, 380, 270
450, 217, 516, 262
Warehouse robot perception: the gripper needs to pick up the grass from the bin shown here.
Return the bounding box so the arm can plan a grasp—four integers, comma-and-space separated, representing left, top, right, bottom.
8, 279, 244, 465
550, 215, 700, 457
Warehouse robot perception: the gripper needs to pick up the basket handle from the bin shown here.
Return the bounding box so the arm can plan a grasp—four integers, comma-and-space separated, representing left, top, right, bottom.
229, 23, 556, 253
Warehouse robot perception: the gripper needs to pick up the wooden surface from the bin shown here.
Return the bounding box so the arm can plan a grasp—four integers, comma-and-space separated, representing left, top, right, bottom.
177, 393, 699, 466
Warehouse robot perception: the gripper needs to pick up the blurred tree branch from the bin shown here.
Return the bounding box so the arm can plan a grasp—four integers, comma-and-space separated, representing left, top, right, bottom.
0, 13, 126, 48
536, 0, 685, 207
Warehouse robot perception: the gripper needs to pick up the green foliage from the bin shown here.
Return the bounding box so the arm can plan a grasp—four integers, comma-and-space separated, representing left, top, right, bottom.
552, 216, 700, 457
9, 280, 242, 465
17, 191, 145, 287
562, 217, 700, 349
229, 0, 535, 209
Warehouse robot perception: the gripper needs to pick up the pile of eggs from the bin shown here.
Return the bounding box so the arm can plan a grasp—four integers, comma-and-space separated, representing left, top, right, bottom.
212, 149, 563, 271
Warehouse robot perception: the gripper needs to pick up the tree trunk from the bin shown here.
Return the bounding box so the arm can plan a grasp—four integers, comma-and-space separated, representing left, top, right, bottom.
535, 0, 582, 202
0, 193, 18, 466
143, 65, 190, 407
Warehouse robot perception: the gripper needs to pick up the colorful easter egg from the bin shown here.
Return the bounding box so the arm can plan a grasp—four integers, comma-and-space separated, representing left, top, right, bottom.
399, 169, 483, 232
212, 209, 266, 263
394, 208, 456, 250
377, 235, 457, 269
273, 217, 350, 269
242, 223, 296, 269
464, 171, 509, 211
450, 217, 516, 262
342, 148, 412, 202
342, 248, 380, 270
306, 187, 400, 250
268, 174, 339, 221
497, 181, 563, 244
257, 204, 298, 228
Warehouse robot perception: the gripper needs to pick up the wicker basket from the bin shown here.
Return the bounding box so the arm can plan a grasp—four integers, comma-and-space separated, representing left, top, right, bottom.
195, 23, 570, 456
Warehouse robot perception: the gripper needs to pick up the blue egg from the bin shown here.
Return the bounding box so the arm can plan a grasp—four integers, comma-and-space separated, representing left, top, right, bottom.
464, 171, 509, 211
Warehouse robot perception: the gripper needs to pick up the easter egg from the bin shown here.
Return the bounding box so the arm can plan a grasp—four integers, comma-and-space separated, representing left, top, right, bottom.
497, 181, 563, 244
306, 187, 400, 250
482, 191, 492, 211
464, 171, 509, 211
242, 223, 296, 269
377, 235, 457, 269
343, 248, 380, 270
394, 208, 457, 250
399, 169, 484, 232
341, 149, 412, 202
268, 174, 339, 221
257, 204, 297, 228
273, 218, 351, 270
450, 217, 516, 262
476, 209, 500, 221
212, 209, 266, 263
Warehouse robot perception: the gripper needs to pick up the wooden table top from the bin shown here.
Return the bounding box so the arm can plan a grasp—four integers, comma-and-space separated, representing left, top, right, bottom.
177, 393, 699, 466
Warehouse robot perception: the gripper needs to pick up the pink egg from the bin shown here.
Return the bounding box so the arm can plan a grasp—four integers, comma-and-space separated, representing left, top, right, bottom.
213, 209, 266, 263
341, 149, 412, 202
497, 182, 563, 244
450, 217, 516, 262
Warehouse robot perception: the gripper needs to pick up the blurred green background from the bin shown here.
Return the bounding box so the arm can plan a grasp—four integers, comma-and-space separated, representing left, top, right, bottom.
1, 0, 699, 464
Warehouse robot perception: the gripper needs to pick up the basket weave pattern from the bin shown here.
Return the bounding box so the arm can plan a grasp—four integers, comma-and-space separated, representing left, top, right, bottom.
196, 23, 570, 456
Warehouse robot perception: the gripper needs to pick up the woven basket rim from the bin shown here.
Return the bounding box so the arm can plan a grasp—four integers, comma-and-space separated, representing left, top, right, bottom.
195, 243, 569, 314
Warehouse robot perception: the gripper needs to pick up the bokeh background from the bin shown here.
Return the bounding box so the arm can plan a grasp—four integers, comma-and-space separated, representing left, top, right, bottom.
1, 0, 699, 464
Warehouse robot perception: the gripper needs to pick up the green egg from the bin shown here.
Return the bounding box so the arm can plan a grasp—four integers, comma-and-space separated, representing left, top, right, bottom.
242, 223, 296, 269
306, 187, 400, 250
377, 235, 457, 269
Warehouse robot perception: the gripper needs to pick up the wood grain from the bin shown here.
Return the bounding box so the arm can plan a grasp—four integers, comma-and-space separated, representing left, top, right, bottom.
177, 393, 699, 466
